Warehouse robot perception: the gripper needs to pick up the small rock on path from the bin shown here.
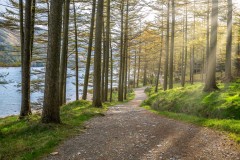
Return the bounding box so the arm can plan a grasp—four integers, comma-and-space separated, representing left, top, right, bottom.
45, 88, 240, 160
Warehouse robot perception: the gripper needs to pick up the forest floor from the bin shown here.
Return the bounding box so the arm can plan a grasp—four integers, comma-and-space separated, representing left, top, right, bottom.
45, 88, 240, 160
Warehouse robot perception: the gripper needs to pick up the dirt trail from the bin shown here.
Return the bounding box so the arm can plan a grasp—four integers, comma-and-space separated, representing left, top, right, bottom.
45, 88, 240, 160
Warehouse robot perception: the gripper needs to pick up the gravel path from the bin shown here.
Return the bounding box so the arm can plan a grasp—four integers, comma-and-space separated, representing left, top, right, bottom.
45, 88, 240, 160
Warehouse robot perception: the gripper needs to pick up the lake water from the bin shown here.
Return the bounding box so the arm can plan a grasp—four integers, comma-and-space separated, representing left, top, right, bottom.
0, 67, 86, 118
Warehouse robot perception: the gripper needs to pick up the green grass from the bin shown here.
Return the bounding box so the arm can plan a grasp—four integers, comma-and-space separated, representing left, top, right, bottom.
142, 82, 240, 143
144, 82, 240, 119
0, 91, 135, 160
0, 62, 21, 67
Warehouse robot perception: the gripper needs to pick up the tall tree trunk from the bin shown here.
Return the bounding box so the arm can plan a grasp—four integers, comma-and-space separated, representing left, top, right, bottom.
118, 0, 124, 102
82, 0, 96, 100
169, 0, 175, 89
133, 49, 137, 88
190, 0, 196, 85
92, 0, 104, 107
124, 0, 129, 100
163, 0, 170, 91
110, 36, 113, 102
202, 49, 205, 82
237, 25, 240, 76
155, 39, 163, 92
190, 47, 193, 83
155, 17, 164, 93
206, 0, 210, 81
59, 0, 70, 105
47, 0, 50, 22
225, 0, 232, 82
137, 22, 142, 88
181, 14, 185, 87
73, 0, 79, 100
204, 0, 218, 91
126, 53, 130, 97
190, 48, 195, 84
137, 55, 141, 87
30, 0, 36, 58
20, 0, 32, 118
19, 0, 24, 80
143, 56, 147, 86
104, 0, 110, 101
42, 0, 63, 123
182, 1, 188, 87
101, 22, 106, 102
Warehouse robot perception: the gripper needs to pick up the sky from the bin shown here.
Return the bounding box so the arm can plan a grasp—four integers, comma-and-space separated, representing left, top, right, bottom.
144, 0, 240, 22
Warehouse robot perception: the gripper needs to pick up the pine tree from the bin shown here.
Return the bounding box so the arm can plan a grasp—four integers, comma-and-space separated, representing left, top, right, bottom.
20, 0, 32, 118
92, 0, 104, 107
42, 0, 63, 123
204, 0, 219, 91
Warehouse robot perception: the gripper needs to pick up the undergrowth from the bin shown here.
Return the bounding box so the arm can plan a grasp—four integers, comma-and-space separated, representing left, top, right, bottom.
142, 82, 240, 143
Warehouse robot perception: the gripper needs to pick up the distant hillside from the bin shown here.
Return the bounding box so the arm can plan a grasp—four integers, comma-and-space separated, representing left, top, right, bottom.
0, 28, 20, 66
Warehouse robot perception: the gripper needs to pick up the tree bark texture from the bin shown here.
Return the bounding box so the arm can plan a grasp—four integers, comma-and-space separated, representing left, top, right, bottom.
20, 0, 32, 118
42, 0, 63, 123
92, 0, 104, 107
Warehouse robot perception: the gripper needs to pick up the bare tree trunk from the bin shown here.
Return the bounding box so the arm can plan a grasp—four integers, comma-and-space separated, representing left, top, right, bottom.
155, 19, 164, 93
73, 0, 79, 100
169, 0, 175, 89
92, 0, 104, 107
46, 0, 50, 22
191, 48, 195, 84
202, 49, 205, 82
190, 0, 196, 85
182, 1, 188, 87
137, 55, 141, 87
124, 0, 129, 100
110, 36, 113, 102
104, 0, 110, 101
181, 15, 185, 87
42, 0, 63, 123
126, 53, 131, 97
156, 3, 164, 92
181, 14, 185, 87
206, 0, 210, 81
225, 0, 232, 82
143, 56, 147, 86
101, 22, 106, 102
133, 49, 137, 88
128, 56, 131, 87
204, 0, 218, 91
59, 0, 70, 105
155, 41, 163, 92
30, 0, 36, 58
190, 47, 193, 83
20, 0, 32, 118
137, 22, 142, 88
163, 0, 170, 91
118, 0, 124, 102
237, 26, 240, 76
82, 0, 96, 100
19, 0, 24, 75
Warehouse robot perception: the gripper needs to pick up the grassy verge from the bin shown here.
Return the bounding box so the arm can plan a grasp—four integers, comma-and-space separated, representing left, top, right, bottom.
0, 91, 135, 160
142, 83, 240, 143
0, 62, 21, 67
